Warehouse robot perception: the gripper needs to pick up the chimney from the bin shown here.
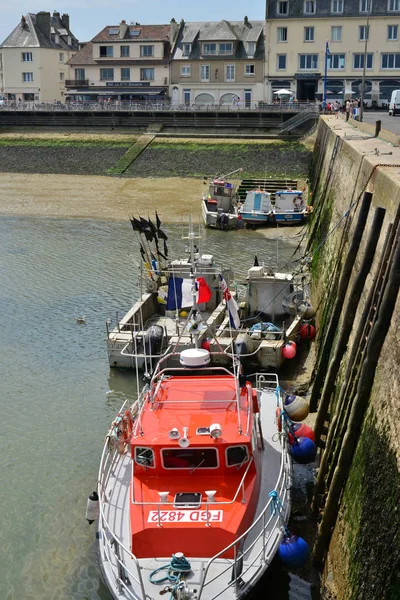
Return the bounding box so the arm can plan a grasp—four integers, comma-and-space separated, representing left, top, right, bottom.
20, 15, 27, 28
244, 15, 249, 26
53, 11, 60, 18
61, 13, 70, 30
170, 17, 179, 42
119, 20, 128, 38
36, 11, 51, 39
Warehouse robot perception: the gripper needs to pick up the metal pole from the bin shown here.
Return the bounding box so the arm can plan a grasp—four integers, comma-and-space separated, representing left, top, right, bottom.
360, 0, 371, 122
323, 41, 328, 109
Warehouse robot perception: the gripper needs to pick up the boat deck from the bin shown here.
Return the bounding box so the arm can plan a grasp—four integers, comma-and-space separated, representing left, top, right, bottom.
98, 382, 291, 600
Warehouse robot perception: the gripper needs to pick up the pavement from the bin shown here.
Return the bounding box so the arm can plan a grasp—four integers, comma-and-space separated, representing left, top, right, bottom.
360, 110, 400, 136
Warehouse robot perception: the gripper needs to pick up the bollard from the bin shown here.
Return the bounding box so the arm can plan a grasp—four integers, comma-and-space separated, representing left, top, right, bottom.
374, 120, 381, 137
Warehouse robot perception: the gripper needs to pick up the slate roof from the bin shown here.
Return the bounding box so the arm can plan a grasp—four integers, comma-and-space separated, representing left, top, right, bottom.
0, 13, 78, 49
174, 20, 265, 61
91, 24, 170, 43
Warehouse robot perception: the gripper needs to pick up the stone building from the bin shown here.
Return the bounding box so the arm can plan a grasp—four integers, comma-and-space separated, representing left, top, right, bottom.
170, 18, 265, 107
0, 12, 79, 103
265, 0, 400, 105
66, 21, 179, 103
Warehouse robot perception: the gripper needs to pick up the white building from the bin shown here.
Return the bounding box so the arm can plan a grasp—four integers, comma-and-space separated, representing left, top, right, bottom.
0, 11, 79, 103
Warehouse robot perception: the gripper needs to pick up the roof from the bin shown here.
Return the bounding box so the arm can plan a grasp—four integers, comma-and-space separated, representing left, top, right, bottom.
91, 24, 170, 43
0, 13, 78, 49
173, 20, 265, 61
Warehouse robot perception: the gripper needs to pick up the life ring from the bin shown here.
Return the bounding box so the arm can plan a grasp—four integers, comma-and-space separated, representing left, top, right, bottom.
122, 410, 133, 443
293, 196, 304, 209
276, 407, 282, 432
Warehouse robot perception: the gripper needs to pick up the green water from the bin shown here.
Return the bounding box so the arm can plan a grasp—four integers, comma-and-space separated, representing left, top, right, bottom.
0, 217, 309, 600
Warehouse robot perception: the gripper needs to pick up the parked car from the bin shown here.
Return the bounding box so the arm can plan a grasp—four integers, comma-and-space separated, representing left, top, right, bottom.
389, 89, 400, 116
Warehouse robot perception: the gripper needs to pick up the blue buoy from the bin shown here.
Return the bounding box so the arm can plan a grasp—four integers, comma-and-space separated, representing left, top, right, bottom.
290, 436, 317, 464
278, 534, 309, 568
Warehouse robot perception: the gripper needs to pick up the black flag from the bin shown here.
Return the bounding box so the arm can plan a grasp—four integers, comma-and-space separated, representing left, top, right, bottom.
158, 227, 168, 241
163, 240, 168, 257
133, 217, 143, 233
139, 244, 146, 261
254, 255, 259, 267
148, 217, 158, 239
155, 211, 161, 232
140, 217, 153, 242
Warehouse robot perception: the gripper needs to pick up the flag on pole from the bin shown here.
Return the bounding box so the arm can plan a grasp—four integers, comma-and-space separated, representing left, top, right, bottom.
166, 277, 211, 310
326, 41, 330, 54
219, 274, 240, 329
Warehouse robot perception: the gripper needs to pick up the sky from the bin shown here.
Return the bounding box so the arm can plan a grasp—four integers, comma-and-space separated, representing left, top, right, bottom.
0, 0, 265, 44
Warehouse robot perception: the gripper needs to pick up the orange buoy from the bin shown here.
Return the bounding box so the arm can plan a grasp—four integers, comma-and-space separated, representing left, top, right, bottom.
282, 341, 296, 359
299, 324, 316, 341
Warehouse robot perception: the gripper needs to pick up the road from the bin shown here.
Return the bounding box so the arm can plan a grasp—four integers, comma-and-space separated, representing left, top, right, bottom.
361, 110, 400, 136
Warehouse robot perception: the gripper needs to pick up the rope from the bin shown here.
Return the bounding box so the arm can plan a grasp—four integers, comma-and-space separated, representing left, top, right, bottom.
268, 490, 291, 537
148, 554, 192, 585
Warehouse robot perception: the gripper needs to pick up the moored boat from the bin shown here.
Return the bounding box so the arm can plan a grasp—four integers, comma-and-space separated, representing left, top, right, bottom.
238, 189, 273, 229
202, 170, 242, 230
96, 350, 292, 600
273, 190, 310, 225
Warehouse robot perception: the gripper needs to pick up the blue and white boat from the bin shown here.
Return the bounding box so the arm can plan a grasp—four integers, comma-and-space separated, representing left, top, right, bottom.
238, 189, 273, 228
273, 190, 309, 224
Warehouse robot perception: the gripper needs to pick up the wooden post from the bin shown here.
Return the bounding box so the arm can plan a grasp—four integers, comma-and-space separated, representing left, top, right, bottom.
313, 235, 400, 564
314, 206, 385, 443
309, 191, 373, 412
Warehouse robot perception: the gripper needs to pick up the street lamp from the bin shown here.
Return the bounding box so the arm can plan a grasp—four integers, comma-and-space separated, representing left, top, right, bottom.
360, 0, 372, 122
323, 41, 330, 109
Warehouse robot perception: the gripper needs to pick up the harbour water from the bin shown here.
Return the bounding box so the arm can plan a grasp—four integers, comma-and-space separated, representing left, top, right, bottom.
0, 216, 311, 600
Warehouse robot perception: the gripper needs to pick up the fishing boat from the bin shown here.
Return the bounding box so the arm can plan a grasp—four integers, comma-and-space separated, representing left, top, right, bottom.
202, 170, 242, 230
106, 218, 229, 372
214, 262, 314, 370
237, 189, 273, 229
95, 263, 292, 600
273, 190, 309, 225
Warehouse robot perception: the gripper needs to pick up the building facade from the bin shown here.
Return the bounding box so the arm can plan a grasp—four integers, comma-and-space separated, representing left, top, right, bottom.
0, 12, 78, 102
265, 0, 400, 105
170, 19, 265, 106
66, 21, 179, 102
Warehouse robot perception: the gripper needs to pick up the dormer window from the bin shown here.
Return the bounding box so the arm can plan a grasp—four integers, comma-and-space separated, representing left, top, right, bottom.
247, 41, 256, 56
304, 0, 316, 13
219, 42, 233, 55
203, 43, 217, 55
183, 43, 191, 56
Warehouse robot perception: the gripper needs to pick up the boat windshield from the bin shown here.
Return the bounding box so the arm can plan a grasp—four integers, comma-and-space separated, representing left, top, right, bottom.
162, 448, 218, 470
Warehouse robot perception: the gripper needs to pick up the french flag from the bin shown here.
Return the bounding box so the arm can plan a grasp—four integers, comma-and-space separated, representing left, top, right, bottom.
219, 274, 240, 329
166, 276, 211, 310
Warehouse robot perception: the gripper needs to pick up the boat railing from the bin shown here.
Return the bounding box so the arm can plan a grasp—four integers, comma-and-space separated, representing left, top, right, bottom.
97, 429, 147, 600
130, 456, 255, 523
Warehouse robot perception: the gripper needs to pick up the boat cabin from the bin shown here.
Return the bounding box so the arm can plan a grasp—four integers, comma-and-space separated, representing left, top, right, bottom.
246, 267, 294, 321
129, 365, 262, 559
206, 179, 236, 213
274, 190, 305, 213
239, 190, 273, 221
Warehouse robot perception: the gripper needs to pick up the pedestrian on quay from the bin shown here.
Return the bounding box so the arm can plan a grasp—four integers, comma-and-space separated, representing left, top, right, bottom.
345, 99, 350, 121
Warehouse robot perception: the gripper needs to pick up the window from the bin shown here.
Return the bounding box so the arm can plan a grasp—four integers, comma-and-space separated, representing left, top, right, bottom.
200, 64, 210, 81
226, 446, 249, 467
388, 25, 398, 39
277, 54, 287, 69
203, 43, 217, 55
359, 25, 370, 40
22, 72, 34, 82
162, 448, 218, 469
359, 0, 371, 11
100, 68, 114, 80
129, 29, 141, 37
59, 72, 64, 81
140, 45, 154, 57
382, 53, 400, 68
277, 27, 288, 42
245, 63, 255, 76
277, 1, 289, 14
108, 28, 120, 35
120, 46, 130, 57
219, 43, 233, 55
100, 46, 113, 57
331, 26, 342, 41
305, 26, 314, 41
327, 53, 345, 69
299, 54, 318, 69
59, 52, 64, 62
183, 43, 191, 56
247, 41, 256, 55
135, 447, 155, 467
331, 0, 343, 12
304, 0, 316, 13
181, 65, 191, 77
225, 64, 235, 81
22, 52, 32, 62
184, 89, 191, 104
121, 67, 130, 80
388, 0, 400, 10
353, 53, 373, 68
75, 68, 85, 80
140, 67, 154, 80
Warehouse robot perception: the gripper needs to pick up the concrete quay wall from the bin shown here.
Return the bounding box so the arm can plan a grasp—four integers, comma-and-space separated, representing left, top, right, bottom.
309, 116, 400, 600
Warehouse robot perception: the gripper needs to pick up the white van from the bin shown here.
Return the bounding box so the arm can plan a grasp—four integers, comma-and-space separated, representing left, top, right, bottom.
389, 90, 400, 116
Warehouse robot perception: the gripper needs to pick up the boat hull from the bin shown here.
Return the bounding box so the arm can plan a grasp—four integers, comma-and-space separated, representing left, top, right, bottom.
202, 199, 238, 229
273, 212, 307, 224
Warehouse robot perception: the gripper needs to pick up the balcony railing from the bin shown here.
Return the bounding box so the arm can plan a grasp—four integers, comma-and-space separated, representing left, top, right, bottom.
65, 79, 89, 88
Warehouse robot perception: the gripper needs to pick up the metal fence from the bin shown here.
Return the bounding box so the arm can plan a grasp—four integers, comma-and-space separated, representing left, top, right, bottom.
0, 100, 320, 113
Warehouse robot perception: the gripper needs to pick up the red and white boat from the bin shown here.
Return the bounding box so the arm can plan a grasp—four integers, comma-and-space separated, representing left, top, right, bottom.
95, 233, 292, 600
